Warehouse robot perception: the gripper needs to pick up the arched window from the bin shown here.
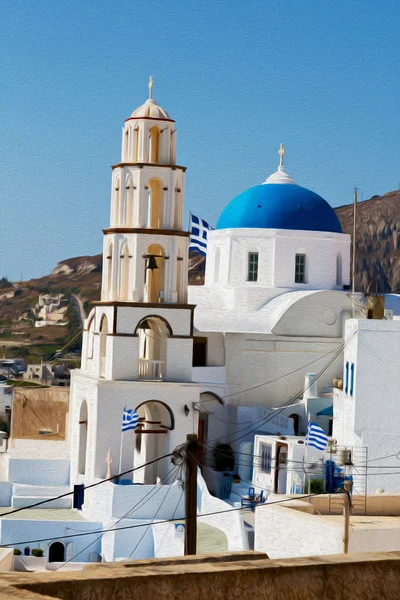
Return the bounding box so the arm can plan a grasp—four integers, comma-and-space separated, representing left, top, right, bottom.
176, 255, 184, 302
114, 177, 120, 226
78, 400, 88, 475
126, 176, 134, 226
107, 243, 113, 300
100, 315, 108, 377
147, 179, 163, 228
336, 253, 343, 286
149, 126, 160, 163
48, 542, 65, 563
144, 244, 165, 303
214, 247, 221, 283
119, 242, 130, 300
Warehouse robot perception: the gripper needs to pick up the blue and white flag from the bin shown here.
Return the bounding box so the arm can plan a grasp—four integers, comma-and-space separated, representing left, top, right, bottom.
122, 409, 140, 432
189, 213, 213, 255
305, 422, 329, 451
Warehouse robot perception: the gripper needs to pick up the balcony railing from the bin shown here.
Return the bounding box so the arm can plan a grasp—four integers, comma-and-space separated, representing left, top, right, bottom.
138, 359, 165, 380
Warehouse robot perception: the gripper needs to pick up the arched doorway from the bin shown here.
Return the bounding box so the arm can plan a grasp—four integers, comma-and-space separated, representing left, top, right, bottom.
133, 400, 174, 484
48, 542, 65, 563
144, 244, 165, 303
99, 315, 108, 377
137, 316, 170, 380
78, 400, 88, 475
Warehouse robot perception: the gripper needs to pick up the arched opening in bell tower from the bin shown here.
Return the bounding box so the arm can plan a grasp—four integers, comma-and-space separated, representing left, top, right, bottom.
119, 242, 131, 300
78, 400, 88, 475
144, 243, 165, 303
146, 179, 164, 228
99, 315, 108, 377
133, 399, 174, 483
149, 126, 160, 163
136, 316, 170, 380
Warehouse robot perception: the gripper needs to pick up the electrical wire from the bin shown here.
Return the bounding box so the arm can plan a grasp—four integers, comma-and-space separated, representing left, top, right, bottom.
0, 452, 175, 517
0, 491, 329, 548
204, 334, 354, 450
125, 466, 181, 560
56, 464, 180, 570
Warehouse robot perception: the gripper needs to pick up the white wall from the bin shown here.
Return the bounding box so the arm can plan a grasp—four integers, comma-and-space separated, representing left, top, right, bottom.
0, 519, 102, 562
334, 319, 400, 493
205, 228, 350, 295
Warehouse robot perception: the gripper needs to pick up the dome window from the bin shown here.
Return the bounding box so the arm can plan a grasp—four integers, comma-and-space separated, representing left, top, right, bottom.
247, 252, 259, 282
295, 254, 307, 284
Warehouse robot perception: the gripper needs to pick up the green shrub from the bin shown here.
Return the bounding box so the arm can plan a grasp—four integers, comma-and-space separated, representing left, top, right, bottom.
13, 548, 21, 555
310, 478, 325, 494
31, 548, 44, 557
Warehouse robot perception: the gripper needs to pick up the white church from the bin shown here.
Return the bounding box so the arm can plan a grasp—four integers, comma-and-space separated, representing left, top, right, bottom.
0, 80, 399, 567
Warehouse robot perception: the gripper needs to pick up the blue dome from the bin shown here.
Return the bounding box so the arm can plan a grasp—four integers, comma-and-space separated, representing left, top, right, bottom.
216, 184, 342, 234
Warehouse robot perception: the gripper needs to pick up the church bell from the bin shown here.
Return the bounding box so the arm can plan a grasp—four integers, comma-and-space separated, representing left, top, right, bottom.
146, 256, 158, 271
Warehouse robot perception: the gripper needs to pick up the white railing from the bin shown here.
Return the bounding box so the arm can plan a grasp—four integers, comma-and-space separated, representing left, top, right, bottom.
138, 359, 165, 380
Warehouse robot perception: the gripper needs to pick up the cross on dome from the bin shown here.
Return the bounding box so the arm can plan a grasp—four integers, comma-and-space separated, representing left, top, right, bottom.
263, 143, 297, 185
278, 143, 285, 168
148, 75, 154, 99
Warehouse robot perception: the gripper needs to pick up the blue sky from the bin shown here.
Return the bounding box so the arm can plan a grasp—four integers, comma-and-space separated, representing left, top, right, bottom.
1, 0, 399, 280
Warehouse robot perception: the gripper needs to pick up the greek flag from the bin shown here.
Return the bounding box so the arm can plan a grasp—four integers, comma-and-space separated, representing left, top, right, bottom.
122, 409, 140, 432
189, 213, 213, 255
306, 422, 329, 451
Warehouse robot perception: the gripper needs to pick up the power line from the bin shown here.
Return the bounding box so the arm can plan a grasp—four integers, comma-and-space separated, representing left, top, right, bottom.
0, 491, 328, 548
0, 452, 175, 517
205, 334, 354, 449
126, 466, 181, 560
56, 464, 180, 570
196, 340, 348, 406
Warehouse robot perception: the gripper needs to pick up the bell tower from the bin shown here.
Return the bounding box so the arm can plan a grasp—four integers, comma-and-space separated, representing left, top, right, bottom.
101, 77, 187, 305
70, 80, 204, 487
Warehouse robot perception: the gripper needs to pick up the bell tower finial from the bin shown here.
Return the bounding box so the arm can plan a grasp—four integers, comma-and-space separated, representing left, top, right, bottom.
278, 143, 285, 169
148, 75, 154, 99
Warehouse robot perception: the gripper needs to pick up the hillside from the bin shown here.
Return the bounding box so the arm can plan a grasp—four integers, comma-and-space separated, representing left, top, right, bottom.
335, 189, 400, 293
1, 189, 399, 357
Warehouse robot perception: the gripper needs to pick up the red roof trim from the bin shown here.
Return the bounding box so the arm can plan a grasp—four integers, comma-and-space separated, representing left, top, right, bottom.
124, 116, 175, 123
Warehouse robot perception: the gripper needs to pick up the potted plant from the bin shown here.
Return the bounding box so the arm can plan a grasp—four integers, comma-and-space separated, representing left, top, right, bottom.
23, 547, 30, 556
31, 548, 44, 558
13, 549, 21, 556
232, 473, 241, 484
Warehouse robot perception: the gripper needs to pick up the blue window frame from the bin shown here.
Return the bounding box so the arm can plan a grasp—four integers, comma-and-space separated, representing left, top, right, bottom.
350, 363, 355, 397
345, 361, 349, 394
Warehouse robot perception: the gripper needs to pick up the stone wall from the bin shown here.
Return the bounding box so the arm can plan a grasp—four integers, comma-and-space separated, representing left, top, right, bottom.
12, 388, 69, 441
0, 551, 400, 599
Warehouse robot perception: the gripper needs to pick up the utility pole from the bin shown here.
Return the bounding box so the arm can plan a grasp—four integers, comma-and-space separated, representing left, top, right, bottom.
342, 480, 352, 554
352, 186, 358, 295
184, 433, 198, 556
